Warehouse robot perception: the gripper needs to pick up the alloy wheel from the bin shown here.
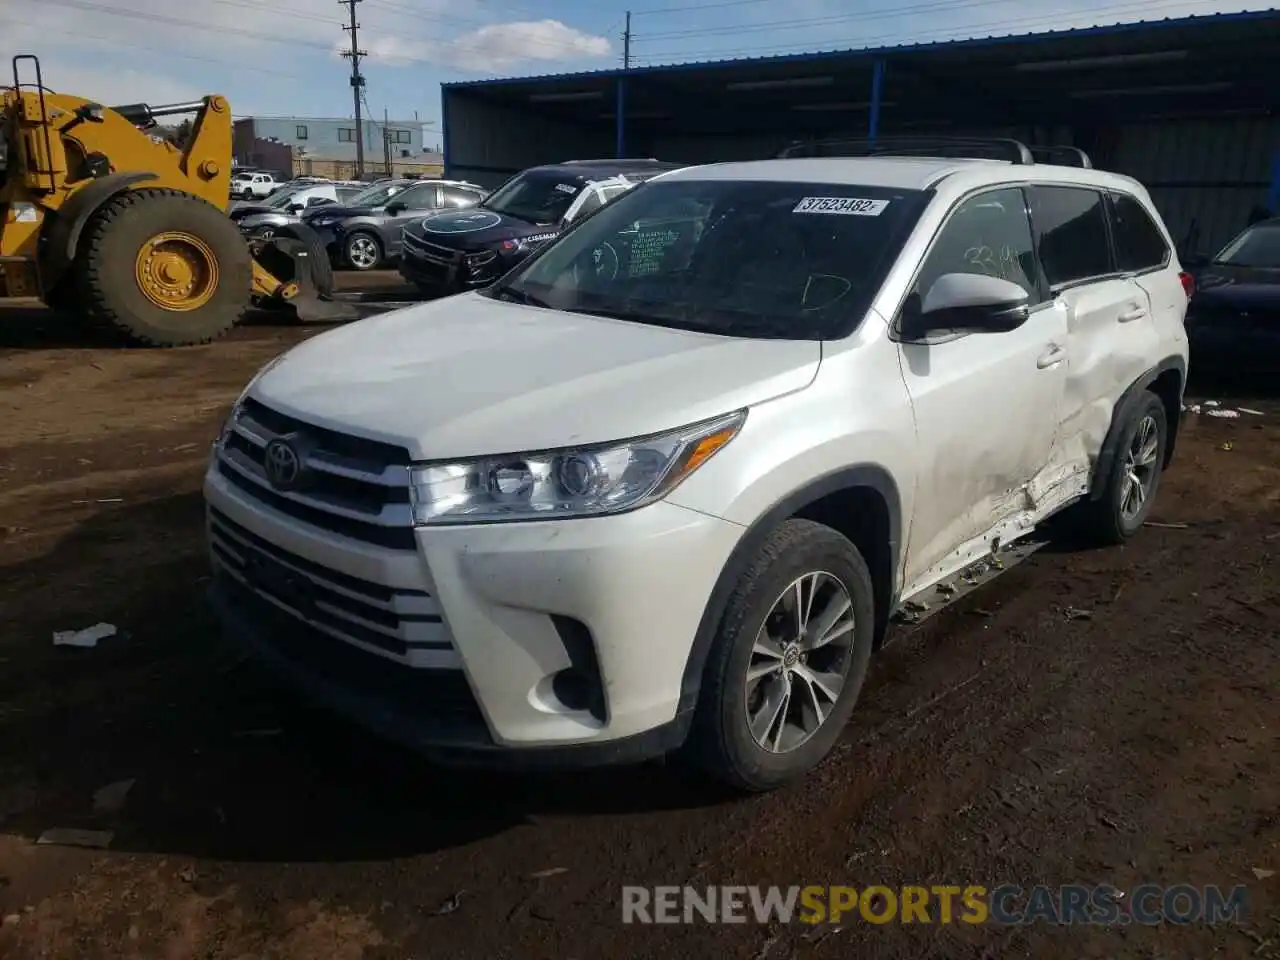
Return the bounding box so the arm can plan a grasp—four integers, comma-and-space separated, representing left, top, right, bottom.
1120, 414, 1160, 520
744, 571, 856, 754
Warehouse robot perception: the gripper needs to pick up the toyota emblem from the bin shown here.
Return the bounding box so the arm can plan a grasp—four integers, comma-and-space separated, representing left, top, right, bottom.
264, 435, 303, 489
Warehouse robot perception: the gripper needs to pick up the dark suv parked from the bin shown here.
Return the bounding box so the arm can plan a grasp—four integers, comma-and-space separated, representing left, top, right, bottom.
398, 159, 682, 295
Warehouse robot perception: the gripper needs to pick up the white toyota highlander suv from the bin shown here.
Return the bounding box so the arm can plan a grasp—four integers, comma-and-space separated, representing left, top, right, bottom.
204, 140, 1191, 792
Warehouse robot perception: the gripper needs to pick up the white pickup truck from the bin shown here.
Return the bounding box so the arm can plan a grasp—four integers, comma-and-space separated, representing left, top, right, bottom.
231, 171, 282, 200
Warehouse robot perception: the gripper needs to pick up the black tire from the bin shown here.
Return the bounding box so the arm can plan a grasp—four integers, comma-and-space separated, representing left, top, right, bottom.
254, 223, 334, 299
78, 188, 251, 347
343, 230, 383, 271
1071, 390, 1168, 545
685, 519, 876, 793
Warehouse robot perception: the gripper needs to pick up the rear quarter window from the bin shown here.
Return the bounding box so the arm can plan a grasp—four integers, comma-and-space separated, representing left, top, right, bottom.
1108, 191, 1171, 272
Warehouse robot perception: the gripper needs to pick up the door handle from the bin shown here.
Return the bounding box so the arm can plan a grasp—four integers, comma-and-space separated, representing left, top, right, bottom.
1036, 344, 1067, 369
1119, 303, 1148, 322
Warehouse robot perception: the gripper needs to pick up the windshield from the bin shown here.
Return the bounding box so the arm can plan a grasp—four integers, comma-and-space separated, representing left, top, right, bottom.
263, 184, 309, 208
348, 181, 407, 207
482, 170, 585, 224
488, 179, 929, 339
1213, 223, 1280, 268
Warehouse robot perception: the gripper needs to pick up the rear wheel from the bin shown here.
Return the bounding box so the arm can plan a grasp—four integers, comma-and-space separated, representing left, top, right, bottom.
78, 188, 251, 346
1070, 390, 1168, 544
343, 231, 383, 271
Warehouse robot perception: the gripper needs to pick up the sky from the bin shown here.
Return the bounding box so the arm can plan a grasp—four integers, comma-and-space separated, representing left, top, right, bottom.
2, 0, 1273, 140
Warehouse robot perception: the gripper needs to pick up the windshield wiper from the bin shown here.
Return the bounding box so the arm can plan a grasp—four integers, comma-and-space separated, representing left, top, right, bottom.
494, 286, 550, 308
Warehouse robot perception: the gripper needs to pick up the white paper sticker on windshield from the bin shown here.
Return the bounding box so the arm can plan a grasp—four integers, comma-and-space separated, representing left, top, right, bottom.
555, 183, 578, 193
793, 197, 889, 216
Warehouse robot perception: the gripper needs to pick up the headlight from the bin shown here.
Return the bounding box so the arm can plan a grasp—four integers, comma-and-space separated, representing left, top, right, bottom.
409, 410, 745, 525
215, 353, 287, 451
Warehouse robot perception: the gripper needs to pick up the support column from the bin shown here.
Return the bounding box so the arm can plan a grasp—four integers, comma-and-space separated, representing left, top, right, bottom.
616, 77, 627, 158
868, 59, 886, 141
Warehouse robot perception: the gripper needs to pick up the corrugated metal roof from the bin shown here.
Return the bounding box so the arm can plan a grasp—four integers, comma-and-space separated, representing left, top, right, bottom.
442, 8, 1280, 89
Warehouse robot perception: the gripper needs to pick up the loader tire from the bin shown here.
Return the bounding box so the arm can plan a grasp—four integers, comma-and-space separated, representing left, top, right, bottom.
78, 188, 251, 347
253, 223, 335, 299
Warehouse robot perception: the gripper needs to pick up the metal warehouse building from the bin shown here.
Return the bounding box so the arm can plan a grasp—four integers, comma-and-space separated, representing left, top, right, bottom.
441, 8, 1280, 254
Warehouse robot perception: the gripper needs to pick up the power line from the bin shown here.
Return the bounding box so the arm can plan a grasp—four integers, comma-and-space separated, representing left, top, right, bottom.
36, 0, 337, 51
639, 0, 1021, 40
632, 0, 780, 15
34, 0, 619, 65
631, 0, 1222, 62
0, 18, 312, 81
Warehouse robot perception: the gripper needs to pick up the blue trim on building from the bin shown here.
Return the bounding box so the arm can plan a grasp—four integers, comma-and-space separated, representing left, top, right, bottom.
1268, 154, 1280, 212
868, 59, 885, 141
440, 9, 1279, 90
615, 77, 627, 158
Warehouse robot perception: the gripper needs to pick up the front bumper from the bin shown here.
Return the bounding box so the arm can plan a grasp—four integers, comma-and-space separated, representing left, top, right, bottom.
203, 463, 743, 764
398, 234, 504, 293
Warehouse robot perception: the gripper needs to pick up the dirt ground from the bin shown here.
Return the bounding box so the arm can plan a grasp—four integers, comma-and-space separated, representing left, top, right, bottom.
0, 283, 1277, 959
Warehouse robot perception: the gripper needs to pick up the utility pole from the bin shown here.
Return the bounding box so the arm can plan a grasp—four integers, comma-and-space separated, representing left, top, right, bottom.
340, 0, 366, 176
383, 106, 392, 176
623, 11, 632, 70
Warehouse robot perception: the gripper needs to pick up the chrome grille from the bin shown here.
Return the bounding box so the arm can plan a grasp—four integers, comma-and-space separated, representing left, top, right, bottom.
215, 397, 416, 549
402, 231, 462, 265
208, 507, 458, 667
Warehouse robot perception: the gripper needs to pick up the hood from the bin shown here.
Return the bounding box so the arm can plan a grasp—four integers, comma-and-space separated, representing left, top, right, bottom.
402, 208, 557, 252
302, 204, 376, 223
250, 293, 821, 460
237, 211, 297, 229
1192, 263, 1280, 313
229, 203, 273, 220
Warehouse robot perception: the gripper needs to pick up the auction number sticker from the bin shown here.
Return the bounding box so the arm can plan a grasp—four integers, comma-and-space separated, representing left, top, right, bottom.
555, 183, 579, 193
793, 197, 889, 216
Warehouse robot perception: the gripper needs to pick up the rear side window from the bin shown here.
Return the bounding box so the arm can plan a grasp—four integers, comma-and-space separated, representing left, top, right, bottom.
442, 186, 480, 208
1028, 186, 1112, 286
1108, 192, 1170, 272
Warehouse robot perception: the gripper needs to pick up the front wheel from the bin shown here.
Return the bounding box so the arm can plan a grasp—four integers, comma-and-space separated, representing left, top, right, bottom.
77, 188, 251, 346
685, 519, 875, 793
343, 231, 383, 271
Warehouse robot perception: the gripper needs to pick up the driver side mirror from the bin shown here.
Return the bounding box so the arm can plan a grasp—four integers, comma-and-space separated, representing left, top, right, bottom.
902, 273, 1031, 339
287, 203, 304, 214
385, 201, 406, 215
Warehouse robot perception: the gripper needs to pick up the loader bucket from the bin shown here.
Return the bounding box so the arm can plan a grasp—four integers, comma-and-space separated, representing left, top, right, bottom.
250, 232, 364, 324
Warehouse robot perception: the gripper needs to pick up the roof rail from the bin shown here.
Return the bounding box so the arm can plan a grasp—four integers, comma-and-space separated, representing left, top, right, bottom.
560, 157, 662, 164
776, 136, 1035, 165
1026, 145, 1094, 169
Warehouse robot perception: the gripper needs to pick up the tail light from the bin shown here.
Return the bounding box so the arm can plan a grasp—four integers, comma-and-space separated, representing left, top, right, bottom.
1178, 270, 1196, 299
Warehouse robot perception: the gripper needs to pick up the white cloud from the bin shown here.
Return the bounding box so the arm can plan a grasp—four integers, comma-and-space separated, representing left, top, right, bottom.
365, 20, 612, 72
0, 0, 612, 116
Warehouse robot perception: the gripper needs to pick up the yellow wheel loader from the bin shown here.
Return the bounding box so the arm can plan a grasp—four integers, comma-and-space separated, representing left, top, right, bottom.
0, 54, 359, 347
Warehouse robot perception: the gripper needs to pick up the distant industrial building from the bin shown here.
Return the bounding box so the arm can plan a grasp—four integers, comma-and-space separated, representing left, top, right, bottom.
233, 116, 429, 165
